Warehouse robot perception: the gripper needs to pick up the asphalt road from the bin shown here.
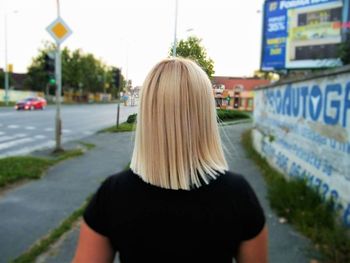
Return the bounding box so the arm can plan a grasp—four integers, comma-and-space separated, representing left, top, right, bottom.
0, 104, 138, 157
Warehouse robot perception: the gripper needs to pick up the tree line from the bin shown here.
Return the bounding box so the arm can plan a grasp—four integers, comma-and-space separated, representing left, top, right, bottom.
22, 42, 125, 96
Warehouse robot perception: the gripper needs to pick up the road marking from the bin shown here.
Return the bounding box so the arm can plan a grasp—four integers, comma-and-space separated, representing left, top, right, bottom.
0, 140, 56, 157
44, 128, 54, 132
0, 136, 13, 142
0, 131, 4, 136
0, 138, 34, 151
7, 125, 19, 129
0, 134, 26, 142
62, 129, 71, 133
83, 131, 94, 135
34, 135, 46, 139
15, 133, 27, 137
25, 126, 36, 130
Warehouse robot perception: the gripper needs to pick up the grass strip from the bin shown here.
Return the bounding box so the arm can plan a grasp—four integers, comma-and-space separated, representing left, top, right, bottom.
0, 148, 86, 188
0, 157, 53, 187
11, 197, 90, 263
241, 129, 350, 263
99, 122, 135, 133
77, 142, 96, 150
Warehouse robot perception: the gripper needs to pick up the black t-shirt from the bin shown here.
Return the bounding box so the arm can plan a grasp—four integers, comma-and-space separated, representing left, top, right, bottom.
84, 169, 265, 263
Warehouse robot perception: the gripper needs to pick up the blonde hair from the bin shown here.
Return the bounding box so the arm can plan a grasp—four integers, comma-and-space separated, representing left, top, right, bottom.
130, 57, 228, 190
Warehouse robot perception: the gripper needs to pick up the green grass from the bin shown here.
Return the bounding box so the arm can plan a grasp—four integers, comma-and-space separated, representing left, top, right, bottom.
11, 197, 91, 263
0, 148, 86, 188
0, 157, 53, 187
241, 129, 350, 263
99, 122, 135, 133
77, 142, 96, 150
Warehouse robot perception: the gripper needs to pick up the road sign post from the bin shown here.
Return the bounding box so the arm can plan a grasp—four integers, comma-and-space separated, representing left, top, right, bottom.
46, 12, 72, 152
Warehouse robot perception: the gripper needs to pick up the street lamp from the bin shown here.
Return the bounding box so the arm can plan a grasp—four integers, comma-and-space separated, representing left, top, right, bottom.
3, 9, 18, 106
172, 0, 178, 57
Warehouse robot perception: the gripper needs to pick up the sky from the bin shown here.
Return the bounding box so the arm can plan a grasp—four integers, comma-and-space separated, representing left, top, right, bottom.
0, 0, 265, 86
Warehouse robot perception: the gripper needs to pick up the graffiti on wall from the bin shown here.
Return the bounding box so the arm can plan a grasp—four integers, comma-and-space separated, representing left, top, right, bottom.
253, 71, 350, 225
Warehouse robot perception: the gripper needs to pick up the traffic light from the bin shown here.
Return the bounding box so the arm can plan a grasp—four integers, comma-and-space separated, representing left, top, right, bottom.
112, 68, 121, 88
44, 53, 55, 85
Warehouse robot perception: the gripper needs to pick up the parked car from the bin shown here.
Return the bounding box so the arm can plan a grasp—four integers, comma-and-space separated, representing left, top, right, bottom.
14, 97, 47, 110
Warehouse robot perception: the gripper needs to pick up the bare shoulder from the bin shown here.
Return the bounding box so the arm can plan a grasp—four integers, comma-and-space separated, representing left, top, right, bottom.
72, 221, 115, 263
237, 225, 268, 263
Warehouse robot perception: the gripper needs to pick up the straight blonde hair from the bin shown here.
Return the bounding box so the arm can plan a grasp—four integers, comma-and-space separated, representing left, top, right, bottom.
130, 57, 228, 190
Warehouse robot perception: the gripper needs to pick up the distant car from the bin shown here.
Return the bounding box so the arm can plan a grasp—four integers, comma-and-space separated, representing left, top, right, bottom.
15, 97, 47, 110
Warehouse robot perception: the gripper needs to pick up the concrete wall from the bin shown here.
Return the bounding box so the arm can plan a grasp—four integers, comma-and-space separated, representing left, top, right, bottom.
252, 66, 350, 226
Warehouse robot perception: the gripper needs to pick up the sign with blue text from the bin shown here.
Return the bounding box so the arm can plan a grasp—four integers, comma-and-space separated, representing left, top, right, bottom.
261, 0, 350, 70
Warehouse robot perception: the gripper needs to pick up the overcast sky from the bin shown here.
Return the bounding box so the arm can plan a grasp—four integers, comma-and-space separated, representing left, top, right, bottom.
0, 0, 264, 86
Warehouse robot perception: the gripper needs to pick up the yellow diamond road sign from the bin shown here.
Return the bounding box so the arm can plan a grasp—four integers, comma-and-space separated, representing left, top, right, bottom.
46, 17, 72, 44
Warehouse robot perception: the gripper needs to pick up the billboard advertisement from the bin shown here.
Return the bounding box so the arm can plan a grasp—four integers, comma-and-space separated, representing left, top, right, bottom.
261, 0, 350, 71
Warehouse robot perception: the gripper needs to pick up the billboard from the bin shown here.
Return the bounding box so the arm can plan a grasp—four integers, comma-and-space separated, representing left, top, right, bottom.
261, 0, 350, 71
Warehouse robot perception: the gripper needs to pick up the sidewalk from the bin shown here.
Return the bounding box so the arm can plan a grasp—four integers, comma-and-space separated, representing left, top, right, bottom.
0, 123, 313, 263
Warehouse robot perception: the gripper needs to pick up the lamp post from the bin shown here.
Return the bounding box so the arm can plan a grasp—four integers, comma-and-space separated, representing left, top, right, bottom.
4, 12, 9, 105
172, 0, 178, 57
3, 9, 17, 106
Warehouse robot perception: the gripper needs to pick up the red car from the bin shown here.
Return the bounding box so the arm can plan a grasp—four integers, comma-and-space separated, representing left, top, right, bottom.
15, 97, 47, 110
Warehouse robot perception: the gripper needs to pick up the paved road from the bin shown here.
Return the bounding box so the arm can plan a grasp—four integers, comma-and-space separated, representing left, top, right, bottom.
0, 104, 137, 157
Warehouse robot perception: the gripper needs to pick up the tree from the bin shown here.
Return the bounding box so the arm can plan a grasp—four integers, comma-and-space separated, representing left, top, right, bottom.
0, 71, 4, 89
24, 42, 56, 92
169, 36, 215, 78
24, 42, 124, 96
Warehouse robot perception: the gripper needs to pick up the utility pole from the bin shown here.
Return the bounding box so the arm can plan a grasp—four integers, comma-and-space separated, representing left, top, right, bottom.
54, 0, 63, 152
46, 0, 71, 152
112, 68, 121, 128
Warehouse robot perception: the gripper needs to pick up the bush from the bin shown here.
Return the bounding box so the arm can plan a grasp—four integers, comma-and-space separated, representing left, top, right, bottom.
126, 113, 137, 124
217, 109, 250, 122
125, 111, 250, 124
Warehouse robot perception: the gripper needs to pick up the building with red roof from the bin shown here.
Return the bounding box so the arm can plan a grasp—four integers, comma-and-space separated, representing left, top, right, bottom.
212, 76, 270, 111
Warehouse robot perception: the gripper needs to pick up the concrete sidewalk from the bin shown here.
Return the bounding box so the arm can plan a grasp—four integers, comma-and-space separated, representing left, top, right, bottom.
0, 123, 314, 263
0, 131, 135, 263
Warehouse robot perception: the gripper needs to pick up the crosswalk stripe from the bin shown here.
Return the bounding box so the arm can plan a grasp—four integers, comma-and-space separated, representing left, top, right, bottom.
0, 138, 34, 151
0, 136, 13, 142
34, 135, 46, 139
0, 132, 4, 135
0, 134, 26, 143
7, 125, 19, 129
44, 128, 54, 132
25, 126, 36, 130
0, 140, 56, 157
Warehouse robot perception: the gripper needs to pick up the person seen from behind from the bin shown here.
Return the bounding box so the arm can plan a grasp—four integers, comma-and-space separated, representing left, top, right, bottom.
73, 57, 268, 263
